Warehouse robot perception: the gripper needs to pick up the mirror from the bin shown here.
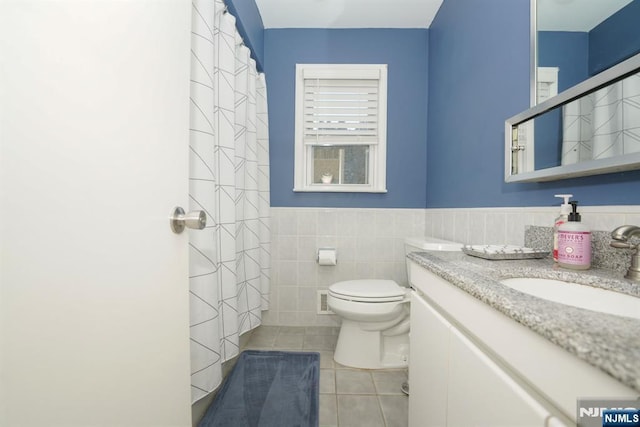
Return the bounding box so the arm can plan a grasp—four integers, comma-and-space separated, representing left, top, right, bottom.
534, 0, 640, 105
505, 52, 640, 182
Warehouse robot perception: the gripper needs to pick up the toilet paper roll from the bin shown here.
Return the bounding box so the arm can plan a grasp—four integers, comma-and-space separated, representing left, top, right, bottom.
317, 248, 337, 266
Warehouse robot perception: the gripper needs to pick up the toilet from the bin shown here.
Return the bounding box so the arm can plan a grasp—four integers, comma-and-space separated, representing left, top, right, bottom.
328, 237, 462, 369
328, 279, 410, 369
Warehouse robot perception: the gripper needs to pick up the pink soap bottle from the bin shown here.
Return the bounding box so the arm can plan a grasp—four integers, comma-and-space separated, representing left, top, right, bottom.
557, 201, 591, 270
553, 194, 572, 262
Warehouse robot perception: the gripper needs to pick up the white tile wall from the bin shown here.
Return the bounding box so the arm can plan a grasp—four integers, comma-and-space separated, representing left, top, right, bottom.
266, 205, 640, 327
266, 208, 424, 326
425, 206, 640, 246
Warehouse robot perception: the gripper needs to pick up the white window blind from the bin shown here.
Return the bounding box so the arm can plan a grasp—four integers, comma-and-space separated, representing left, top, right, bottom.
303, 78, 380, 146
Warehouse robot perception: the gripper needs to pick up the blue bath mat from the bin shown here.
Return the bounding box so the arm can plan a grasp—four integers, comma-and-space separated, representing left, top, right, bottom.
198, 350, 320, 427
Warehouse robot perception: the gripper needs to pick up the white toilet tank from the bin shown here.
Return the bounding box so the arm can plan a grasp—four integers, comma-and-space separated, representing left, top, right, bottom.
404, 237, 463, 284
404, 236, 463, 254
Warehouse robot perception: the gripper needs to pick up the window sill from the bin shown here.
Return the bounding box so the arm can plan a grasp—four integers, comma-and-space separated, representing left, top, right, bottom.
293, 185, 387, 193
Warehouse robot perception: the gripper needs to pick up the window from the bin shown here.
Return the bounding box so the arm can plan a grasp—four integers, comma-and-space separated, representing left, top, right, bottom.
293, 64, 388, 192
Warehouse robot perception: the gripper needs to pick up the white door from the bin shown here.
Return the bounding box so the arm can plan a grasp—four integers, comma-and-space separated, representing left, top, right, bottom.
0, 2, 192, 426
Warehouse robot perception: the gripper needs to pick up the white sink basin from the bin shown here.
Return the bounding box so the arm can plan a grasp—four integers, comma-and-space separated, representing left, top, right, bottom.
500, 277, 640, 320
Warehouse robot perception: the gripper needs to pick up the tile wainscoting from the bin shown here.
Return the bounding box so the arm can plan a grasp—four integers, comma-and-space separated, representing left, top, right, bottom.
424, 206, 640, 247
265, 206, 640, 327
265, 208, 425, 326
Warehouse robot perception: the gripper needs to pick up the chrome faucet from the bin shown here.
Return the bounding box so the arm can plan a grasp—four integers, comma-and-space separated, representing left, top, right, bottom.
610, 225, 640, 282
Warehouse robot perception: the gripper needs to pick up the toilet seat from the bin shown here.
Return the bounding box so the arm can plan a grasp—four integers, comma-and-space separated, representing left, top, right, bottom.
329, 279, 407, 303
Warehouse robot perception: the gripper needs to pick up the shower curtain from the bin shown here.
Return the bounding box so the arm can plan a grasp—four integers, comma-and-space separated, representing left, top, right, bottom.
562, 72, 640, 164
188, 0, 271, 403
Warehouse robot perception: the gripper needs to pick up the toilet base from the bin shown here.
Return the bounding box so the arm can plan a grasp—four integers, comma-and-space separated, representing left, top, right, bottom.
333, 319, 409, 369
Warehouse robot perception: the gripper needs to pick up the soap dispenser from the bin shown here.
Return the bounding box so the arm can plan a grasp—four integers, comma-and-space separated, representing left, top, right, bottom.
553, 194, 573, 262
557, 201, 591, 270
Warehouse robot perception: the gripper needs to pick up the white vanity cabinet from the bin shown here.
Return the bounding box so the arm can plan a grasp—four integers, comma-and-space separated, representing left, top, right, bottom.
447, 327, 551, 426
407, 260, 639, 427
409, 291, 450, 426
409, 289, 554, 427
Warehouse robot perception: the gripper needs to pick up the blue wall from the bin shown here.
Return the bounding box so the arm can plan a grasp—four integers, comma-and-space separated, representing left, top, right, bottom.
230, 0, 640, 208
538, 31, 589, 92
225, 0, 265, 71
589, 0, 640, 76
426, 0, 528, 207
425, 0, 640, 208
264, 29, 429, 208
537, 1, 640, 87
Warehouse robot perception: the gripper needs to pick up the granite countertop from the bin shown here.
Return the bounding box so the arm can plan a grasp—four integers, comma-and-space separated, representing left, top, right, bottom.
407, 250, 640, 393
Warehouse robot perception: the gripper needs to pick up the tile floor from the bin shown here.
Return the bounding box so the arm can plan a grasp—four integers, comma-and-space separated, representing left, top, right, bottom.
242, 325, 409, 427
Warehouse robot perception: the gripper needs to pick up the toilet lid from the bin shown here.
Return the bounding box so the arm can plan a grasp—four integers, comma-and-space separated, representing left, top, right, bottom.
329, 280, 407, 302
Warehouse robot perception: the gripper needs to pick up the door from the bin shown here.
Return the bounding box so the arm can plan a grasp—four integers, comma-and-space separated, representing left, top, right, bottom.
0, 2, 192, 426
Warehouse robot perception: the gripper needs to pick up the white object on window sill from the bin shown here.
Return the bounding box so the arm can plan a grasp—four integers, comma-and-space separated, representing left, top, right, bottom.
320, 173, 333, 184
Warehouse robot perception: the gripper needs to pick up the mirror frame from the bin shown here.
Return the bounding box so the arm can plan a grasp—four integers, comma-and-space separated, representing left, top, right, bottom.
505, 51, 640, 183
529, 0, 536, 108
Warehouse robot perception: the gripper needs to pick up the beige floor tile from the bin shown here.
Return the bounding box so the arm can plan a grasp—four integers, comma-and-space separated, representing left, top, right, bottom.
336, 369, 376, 395
279, 326, 306, 335
371, 369, 408, 395
303, 334, 338, 351
244, 334, 276, 348
273, 334, 304, 349
319, 394, 338, 427
241, 344, 274, 352
320, 369, 336, 394
319, 351, 336, 368
306, 326, 340, 336
337, 395, 385, 427
250, 325, 280, 337
334, 360, 356, 370
379, 395, 409, 427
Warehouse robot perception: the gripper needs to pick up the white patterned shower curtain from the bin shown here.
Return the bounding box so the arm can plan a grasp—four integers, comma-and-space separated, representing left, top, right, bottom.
562, 72, 640, 164
188, 0, 271, 403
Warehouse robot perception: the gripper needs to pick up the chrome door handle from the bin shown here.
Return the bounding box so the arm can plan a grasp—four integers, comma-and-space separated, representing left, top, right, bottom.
170, 207, 206, 234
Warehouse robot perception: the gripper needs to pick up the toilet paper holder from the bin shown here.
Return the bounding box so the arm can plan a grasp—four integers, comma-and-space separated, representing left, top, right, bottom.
317, 247, 337, 265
